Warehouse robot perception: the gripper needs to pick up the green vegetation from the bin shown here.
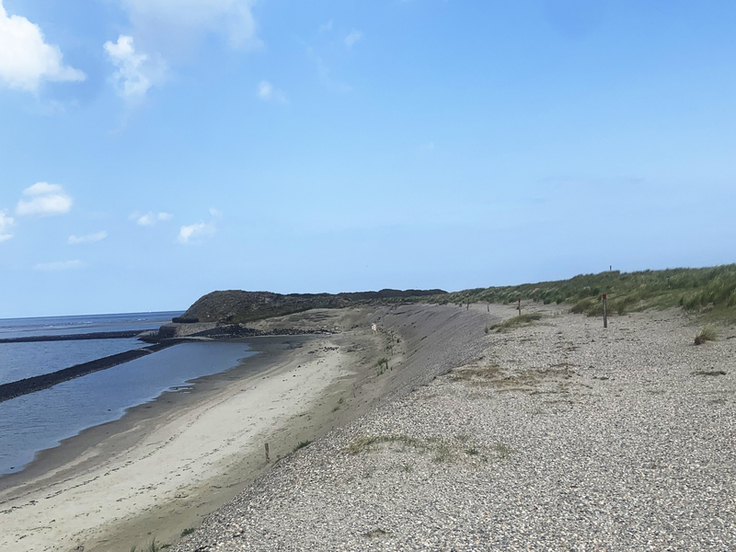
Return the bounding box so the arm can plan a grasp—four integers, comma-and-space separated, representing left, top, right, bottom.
293, 440, 312, 452
129, 538, 169, 552
431, 264, 736, 322
180, 528, 195, 538
490, 312, 543, 332
375, 357, 390, 375
694, 325, 718, 345
179, 288, 446, 324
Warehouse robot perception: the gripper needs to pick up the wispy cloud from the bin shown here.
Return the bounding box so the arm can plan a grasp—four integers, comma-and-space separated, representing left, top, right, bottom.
131, 211, 173, 226
0, 0, 86, 92
16, 182, 72, 216
178, 222, 216, 244
344, 30, 363, 48
178, 207, 221, 244
116, 0, 262, 52
104, 35, 166, 102
34, 260, 82, 271
319, 20, 333, 33
258, 80, 272, 99
257, 80, 286, 103
0, 211, 14, 242
68, 231, 107, 244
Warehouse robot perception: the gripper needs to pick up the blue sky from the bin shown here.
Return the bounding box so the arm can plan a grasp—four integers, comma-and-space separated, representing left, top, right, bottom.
0, 0, 734, 317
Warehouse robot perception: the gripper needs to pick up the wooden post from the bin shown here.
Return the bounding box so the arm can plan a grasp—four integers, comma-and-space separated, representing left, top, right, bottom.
602, 294, 608, 329
517, 298, 521, 316
264, 442, 270, 463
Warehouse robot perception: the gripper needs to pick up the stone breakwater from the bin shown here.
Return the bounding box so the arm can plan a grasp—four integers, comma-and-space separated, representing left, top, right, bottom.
173, 305, 735, 551
0, 330, 147, 343
0, 341, 182, 403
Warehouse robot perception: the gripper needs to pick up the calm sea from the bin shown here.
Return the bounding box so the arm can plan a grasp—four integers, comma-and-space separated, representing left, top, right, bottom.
0, 312, 257, 476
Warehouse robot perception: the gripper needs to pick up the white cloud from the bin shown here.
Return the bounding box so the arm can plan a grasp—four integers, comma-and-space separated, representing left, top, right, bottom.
16, 182, 72, 216
345, 30, 363, 48
34, 260, 82, 271
0, 0, 86, 91
118, 0, 261, 52
23, 182, 62, 195
104, 35, 166, 101
68, 231, 107, 244
131, 211, 173, 226
257, 80, 272, 99
319, 20, 333, 33
209, 207, 223, 218
178, 221, 216, 244
0, 211, 14, 241
257, 80, 286, 103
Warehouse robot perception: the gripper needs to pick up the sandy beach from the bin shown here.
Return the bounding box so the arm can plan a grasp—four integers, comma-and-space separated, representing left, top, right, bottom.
2, 302, 733, 551
0, 303, 484, 552
0, 314, 389, 552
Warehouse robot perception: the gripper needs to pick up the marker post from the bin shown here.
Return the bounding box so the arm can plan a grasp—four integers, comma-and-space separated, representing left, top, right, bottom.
603, 294, 608, 328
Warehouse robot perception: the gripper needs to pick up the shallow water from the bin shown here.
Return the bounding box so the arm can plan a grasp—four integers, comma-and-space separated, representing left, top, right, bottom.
0, 341, 255, 475
0, 338, 147, 385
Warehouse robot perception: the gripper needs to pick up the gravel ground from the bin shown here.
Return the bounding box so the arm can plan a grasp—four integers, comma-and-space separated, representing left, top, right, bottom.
173, 304, 735, 551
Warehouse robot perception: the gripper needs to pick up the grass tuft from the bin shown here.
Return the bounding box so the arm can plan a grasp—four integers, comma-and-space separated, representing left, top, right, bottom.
694, 325, 718, 345
375, 357, 389, 375
490, 313, 542, 332
293, 440, 312, 452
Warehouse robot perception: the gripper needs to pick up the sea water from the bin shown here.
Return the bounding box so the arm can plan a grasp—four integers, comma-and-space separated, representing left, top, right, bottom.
0, 312, 257, 476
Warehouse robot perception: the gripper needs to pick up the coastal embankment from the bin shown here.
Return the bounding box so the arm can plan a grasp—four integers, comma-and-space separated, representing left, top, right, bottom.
171, 303, 735, 551
0, 303, 493, 552
3, 301, 733, 551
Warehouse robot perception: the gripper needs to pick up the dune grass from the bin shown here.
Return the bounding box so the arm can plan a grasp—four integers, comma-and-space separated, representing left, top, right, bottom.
694, 325, 718, 345
431, 264, 736, 322
490, 313, 543, 332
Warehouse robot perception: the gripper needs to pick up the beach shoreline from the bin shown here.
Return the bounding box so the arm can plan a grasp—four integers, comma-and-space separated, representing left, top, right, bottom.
0, 304, 499, 552
0, 329, 370, 552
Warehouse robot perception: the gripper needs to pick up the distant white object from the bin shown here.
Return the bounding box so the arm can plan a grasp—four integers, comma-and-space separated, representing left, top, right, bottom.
371, 323, 377, 334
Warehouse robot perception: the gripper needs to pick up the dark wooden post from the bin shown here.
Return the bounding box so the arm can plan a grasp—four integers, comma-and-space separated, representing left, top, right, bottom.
602, 294, 608, 328
264, 442, 270, 463
517, 298, 521, 316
